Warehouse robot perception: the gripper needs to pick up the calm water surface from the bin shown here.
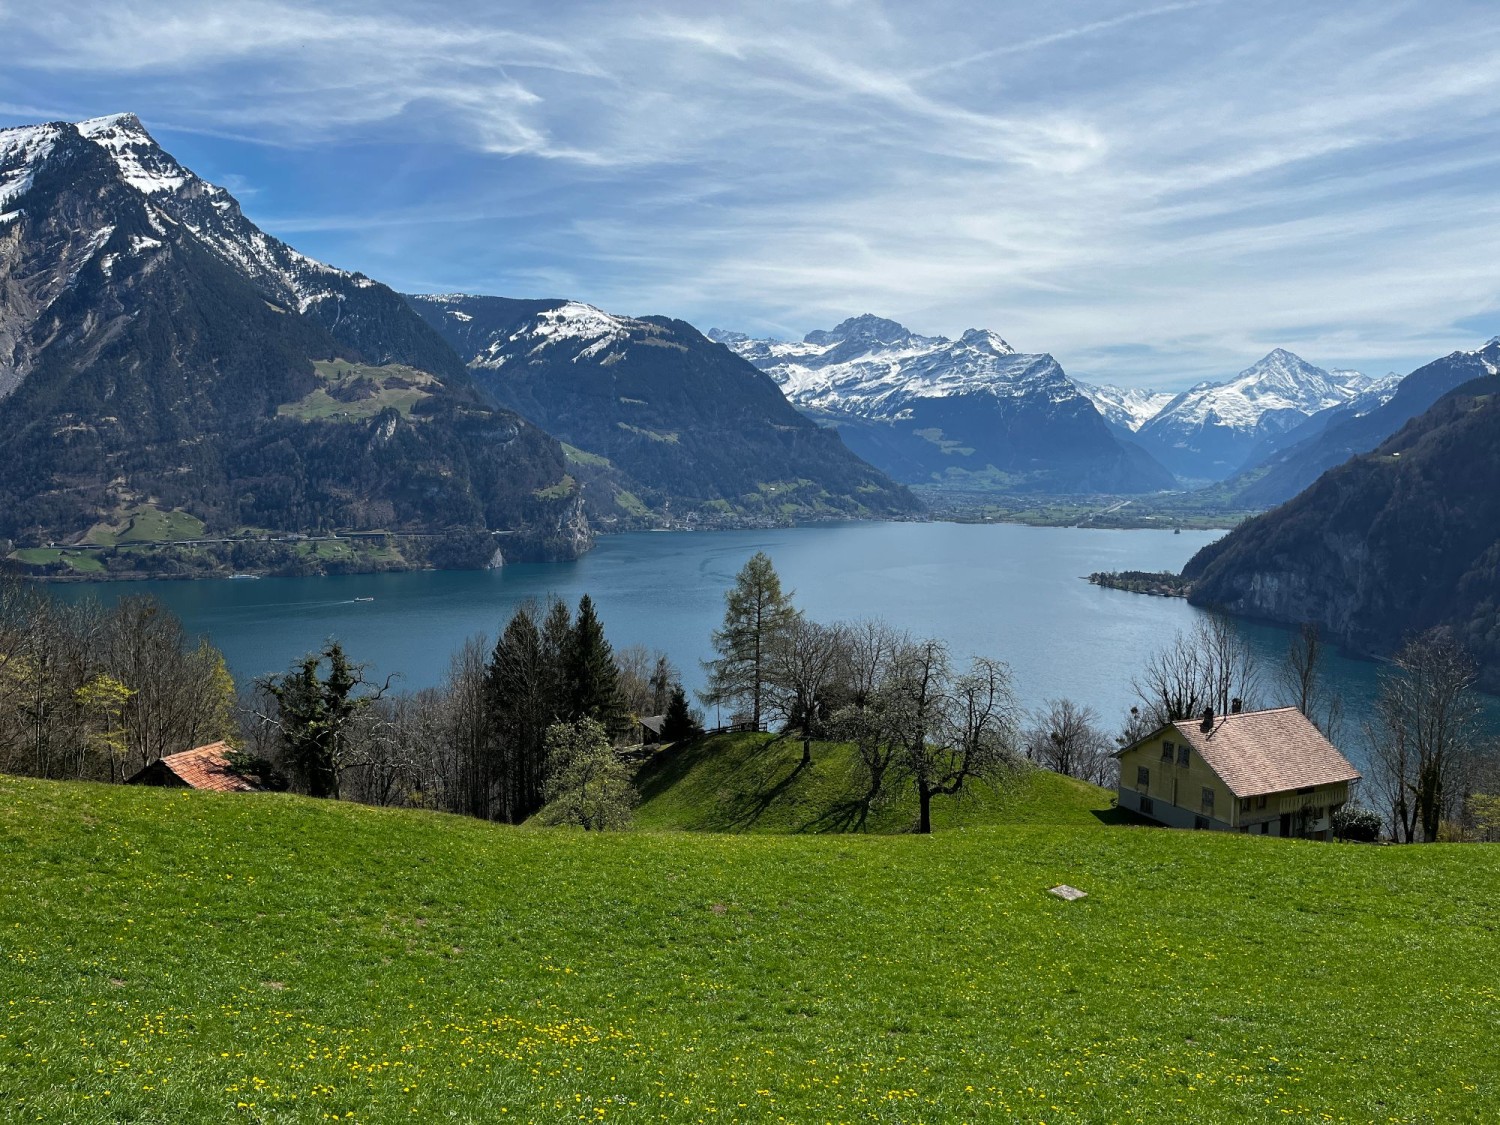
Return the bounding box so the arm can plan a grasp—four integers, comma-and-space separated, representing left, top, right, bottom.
57, 522, 1407, 764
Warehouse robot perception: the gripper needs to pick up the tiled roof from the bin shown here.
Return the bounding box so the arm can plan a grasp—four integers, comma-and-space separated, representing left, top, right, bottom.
1170, 706, 1361, 798
157, 741, 267, 793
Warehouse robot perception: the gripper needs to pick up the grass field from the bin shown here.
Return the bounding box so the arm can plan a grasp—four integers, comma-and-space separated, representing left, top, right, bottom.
633, 732, 1125, 834
278, 361, 438, 423
8, 548, 106, 573
84, 505, 207, 547
3, 759, 1498, 1123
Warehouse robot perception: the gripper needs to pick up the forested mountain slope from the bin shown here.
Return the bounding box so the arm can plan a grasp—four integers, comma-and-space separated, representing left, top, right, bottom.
1185, 374, 1500, 685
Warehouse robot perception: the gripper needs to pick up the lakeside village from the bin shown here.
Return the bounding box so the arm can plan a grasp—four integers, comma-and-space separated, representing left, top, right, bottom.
3, 552, 1493, 845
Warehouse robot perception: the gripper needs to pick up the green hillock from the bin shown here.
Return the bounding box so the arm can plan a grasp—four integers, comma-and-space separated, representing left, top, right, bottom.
632, 731, 1121, 833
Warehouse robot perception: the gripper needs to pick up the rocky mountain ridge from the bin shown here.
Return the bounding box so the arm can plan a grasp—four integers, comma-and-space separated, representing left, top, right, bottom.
711, 317, 1175, 493
408, 296, 921, 526
0, 115, 581, 571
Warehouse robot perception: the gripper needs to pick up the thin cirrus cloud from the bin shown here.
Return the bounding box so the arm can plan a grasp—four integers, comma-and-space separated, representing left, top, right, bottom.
1, 0, 1498, 388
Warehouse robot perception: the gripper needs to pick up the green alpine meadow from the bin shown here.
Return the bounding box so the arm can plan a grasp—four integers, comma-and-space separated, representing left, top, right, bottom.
3, 738, 1497, 1124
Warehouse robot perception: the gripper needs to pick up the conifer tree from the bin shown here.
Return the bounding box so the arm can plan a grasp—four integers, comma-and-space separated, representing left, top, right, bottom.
485, 604, 550, 822
702, 552, 798, 729
662, 683, 700, 742
568, 594, 627, 736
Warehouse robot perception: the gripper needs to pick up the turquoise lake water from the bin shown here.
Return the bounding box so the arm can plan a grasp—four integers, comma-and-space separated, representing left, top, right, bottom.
56, 521, 1415, 767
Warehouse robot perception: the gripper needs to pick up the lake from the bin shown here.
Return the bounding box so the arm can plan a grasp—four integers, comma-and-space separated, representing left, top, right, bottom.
55, 521, 1409, 766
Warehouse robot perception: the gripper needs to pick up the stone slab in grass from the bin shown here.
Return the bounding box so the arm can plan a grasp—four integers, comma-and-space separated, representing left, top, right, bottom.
1048, 884, 1088, 901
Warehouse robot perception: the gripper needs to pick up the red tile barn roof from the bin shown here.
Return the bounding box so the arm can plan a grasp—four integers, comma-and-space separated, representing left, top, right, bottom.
155, 741, 267, 792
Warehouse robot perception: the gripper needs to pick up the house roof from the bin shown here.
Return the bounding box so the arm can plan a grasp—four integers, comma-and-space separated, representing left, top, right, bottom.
639, 715, 666, 736
152, 741, 267, 792
1137, 706, 1361, 798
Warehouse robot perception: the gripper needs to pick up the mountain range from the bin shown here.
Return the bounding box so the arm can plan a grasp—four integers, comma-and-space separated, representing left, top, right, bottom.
1080, 350, 1385, 483
407, 296, 918, 526
712, 316, 1176, 493
0, 115, 913, 574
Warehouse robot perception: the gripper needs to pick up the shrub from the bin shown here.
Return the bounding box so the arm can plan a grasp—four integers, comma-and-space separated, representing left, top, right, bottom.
1333, 804, 1382, 843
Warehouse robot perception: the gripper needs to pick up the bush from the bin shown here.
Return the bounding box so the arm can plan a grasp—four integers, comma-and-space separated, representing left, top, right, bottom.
1333, 804, 1382, 843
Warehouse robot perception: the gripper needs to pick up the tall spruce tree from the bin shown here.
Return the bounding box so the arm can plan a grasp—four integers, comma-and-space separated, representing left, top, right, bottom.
485, 604, 551, 822
702, 552, 798, 729
568, 595, 627, 736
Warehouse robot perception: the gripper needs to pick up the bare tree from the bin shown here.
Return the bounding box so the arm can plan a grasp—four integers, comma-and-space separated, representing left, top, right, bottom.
913, 655, 1020, 833
1024, 699, 1116, 786
1369, 629, 1484, 842
1277, 622, 1343, 742
766, 617, 847, 765
1133, 613, 1259, 726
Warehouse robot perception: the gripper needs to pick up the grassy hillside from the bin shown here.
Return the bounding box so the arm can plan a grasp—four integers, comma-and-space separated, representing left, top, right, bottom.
633, 732, 1125, 833
3, 775, 1498, 1122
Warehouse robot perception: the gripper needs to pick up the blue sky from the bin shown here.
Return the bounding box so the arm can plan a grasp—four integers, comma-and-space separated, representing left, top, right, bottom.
3, 0, 1500, 389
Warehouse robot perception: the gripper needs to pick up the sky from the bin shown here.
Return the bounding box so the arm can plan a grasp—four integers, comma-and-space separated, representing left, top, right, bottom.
3, 0, 1500, 390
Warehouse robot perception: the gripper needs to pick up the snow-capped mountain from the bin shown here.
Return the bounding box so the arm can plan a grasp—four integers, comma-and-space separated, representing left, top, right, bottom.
1134, 349, 1375, 481
1074, 382, 1176, 434
406, 294, 920, 523
1219, 342, 1500, 509
711, 316, 1175, 493
0, 114, 579, 556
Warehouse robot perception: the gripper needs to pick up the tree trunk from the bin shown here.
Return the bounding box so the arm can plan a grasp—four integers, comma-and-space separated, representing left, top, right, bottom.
917, 785, 933, 834
801, 733, 812, 767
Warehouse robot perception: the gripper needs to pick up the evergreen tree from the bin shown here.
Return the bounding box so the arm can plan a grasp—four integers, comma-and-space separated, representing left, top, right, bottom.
540, 596, 575, 725
485, 604, 550, 822
261, 642, 378, 799
568, 595, 627, 736
662, 684, 700, 742
702, 552, 798, 729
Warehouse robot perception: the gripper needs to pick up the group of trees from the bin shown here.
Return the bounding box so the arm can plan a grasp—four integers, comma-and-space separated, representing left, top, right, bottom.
0, 574, 236, 783
250, 594, 695, 829
702, 553, 1022, 832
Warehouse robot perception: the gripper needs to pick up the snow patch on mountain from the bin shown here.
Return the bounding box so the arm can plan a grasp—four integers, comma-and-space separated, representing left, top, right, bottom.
0, 122, 65, 210
712, 316, 1083, 421
1144, 349, 1373, 437
1074, 382, 1175, 432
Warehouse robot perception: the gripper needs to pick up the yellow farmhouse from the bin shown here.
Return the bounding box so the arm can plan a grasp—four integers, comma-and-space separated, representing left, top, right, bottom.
1115, 706, 1361, 840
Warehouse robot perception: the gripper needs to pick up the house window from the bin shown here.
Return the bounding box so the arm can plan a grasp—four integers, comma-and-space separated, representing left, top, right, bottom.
1136, 765, 1150, 788
1240, 797, 1251, 813
1178, 744, 1190, 766
1257, 795, 1267, 810
1194, 815, 1210, 830
1140, 796, 1154, 815
1161, 740, 1175, 761
1201, 787, 1215, 814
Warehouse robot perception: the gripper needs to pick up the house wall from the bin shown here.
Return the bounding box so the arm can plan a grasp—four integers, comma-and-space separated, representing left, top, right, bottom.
1117, 731, 1352, 838
1117, 728, 1232, 828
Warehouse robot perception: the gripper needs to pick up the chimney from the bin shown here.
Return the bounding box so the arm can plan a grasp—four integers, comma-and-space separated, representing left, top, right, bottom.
1200, 706, 1215, 732
1231, 697, 1243, 714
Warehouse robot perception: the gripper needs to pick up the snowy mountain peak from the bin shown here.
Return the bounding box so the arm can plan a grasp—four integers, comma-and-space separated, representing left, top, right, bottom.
1075, 382, 1176, 433
77, 112, 198, 196
718, 317, 1080, 418
1134, 348, 1378, 480
804, 314, 920, 349
957, 327, 1015, 355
